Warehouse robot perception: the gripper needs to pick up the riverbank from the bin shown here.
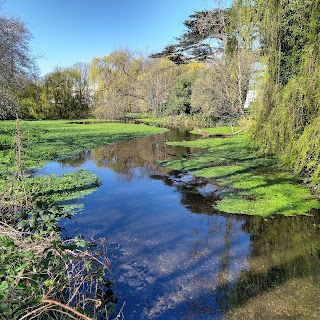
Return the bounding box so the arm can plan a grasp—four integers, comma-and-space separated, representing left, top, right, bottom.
0, 119, 165, 188
163, 127, 320, 216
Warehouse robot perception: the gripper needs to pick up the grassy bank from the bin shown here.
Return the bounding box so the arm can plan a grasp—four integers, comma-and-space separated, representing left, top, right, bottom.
163, 128, 319, 216
0, 119, 165, 186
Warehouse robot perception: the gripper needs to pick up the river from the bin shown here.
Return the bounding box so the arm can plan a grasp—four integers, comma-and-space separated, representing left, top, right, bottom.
36, 126, 320, 319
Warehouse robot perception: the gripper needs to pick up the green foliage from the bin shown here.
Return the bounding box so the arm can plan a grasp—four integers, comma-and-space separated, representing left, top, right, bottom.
0, 119, 166, 316
294, 116, 320, 187
0, 233, 114, 319
41, 65, 91, 119
90, 50, 143, 119
26, 170, 99, 203
138, 58, 188, 116
163, 129, 319, 216
151, 9, 229, 63
153, 2, 256, 121
249, 0, 320, 188
15, 170, 100, 235
190, 66, 235, 121
166, 74, 194, 115
0, 235, 37, 308
17, 202, 67, 235
0, 162, 113, 318
14, 64, 92, 120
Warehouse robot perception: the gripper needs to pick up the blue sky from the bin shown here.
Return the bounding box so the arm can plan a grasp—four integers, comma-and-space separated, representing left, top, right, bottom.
2, 0, 217, 76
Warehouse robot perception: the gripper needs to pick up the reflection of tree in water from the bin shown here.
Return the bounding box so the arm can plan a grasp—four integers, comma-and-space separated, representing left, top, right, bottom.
58, 150, 92, 167
87, 131, 206, 182
54, 128, 320, 318
177, 214, 320, 319
184, 215, 237, 319
223, 215, 320, 318
56, 126, 206, 181
215, 216, 234, 310
151, 170, 221, 215
90, 134, 170, 182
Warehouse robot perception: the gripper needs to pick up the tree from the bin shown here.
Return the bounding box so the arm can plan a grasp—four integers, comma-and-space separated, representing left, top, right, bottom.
166, 61, 203, 115
152, 4, 256, 120
191, 66, 225, 120
18, 76, 44, 118
0, 14, 35, 119
69, 63, 92, 118
138, 57, 181, 116
249, 0, 320, 187
89, 50, 143, 119
151, 9, 229, 64
39, 65, 91, 119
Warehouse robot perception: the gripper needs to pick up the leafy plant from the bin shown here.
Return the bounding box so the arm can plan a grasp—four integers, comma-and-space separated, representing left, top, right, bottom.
0, 229, 116, 319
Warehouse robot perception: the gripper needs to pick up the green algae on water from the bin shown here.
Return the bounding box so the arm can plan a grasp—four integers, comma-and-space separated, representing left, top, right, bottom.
163, 131, 319, 216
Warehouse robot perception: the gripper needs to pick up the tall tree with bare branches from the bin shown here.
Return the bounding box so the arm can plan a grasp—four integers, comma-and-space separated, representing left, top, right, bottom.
0, 13, 35, 119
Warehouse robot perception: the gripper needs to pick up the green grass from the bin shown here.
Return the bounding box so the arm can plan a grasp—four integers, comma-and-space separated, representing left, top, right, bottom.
192, 126, 241, 135
137, 117, 171, 126
0, 119, 165, 184
163, 130, 319, 216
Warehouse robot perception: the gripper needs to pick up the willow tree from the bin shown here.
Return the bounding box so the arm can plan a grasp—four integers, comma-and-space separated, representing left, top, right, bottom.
89, 50, 143, 119
36, 65, 91, 119
138, 58, 184, 116
249, 0, 320, 187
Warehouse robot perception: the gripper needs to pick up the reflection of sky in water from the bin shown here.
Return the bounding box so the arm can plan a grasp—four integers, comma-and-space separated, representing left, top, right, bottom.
36, 136, 250, 319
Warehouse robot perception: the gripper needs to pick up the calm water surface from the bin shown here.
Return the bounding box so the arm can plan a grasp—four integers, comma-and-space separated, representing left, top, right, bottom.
37, 127, 320, 319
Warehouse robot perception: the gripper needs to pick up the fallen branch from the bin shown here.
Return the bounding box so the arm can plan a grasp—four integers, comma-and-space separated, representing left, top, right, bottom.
41, 299, 92, 320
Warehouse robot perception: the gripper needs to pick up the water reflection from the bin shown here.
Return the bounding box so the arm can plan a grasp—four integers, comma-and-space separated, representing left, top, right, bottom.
225, 215, 320, 319
38, 127, 320, 319
58, 128, 206, 182
151, 172, 221, 215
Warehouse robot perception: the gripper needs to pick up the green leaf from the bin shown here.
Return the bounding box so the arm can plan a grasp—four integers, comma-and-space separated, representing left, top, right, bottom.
75, 240, 88, 248
17, 220, 27, 230
30, 219, 36, 229
0, 302, 9, 313
0, 281, 8, 292
44, 279, 54, 287
41, 215, 50, 223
